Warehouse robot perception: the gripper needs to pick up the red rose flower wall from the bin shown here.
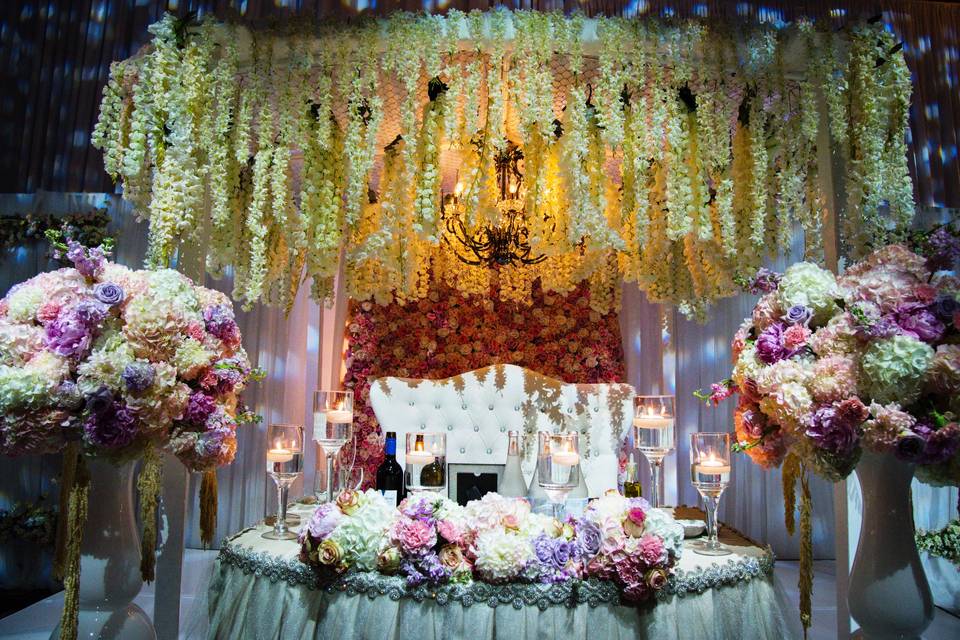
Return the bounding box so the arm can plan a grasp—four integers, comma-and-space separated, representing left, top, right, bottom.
343, 281, 627, 486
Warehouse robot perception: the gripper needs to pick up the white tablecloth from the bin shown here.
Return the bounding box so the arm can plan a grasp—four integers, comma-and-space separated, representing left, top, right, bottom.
204, 520, 801, 640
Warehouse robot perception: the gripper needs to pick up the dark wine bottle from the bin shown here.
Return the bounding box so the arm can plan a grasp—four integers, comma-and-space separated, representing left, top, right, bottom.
376, 431, 404, 506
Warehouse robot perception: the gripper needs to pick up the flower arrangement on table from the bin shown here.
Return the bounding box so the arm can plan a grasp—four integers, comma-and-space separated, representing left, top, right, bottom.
702, 230, 960, 632
0, 233, 258, 638
299, 490, 684, 605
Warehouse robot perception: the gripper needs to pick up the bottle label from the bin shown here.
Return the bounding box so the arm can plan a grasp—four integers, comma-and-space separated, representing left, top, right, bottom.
380, 489, 398, 505
385, 438, 396, 456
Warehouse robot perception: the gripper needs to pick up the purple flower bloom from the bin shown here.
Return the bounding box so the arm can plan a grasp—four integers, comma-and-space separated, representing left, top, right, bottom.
84, 386, 114, 416
920, 425, 960, 465
931, 295, 960, 324
925, 227, 960, 271
93, 282, 124, 306
805, 405, 859, 457
196, 423, 231, 459
755, 323, 793, 365
66, 240, 106, 279
44, 312, 92, 357
783, 305, 813, 326
204, 305, 240, 344
894, 429, 926, 462
400, 499, 436, 524
749, 268, 782, 295
73, 299, 108, 327
894, 305, 945, 343
551, 540, 573, 569
533, 534, 554, 565
122, 362, 155, 393
575, 519, 602, 557
185, 392, 217, 425
84, 402, 137, 449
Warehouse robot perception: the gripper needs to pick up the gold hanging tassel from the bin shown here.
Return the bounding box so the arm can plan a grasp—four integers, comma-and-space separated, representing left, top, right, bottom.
59, 453, 89, 640
798, 465, 814, 638
200, 469, 218, 548
53, 443, 80, 580
137, 445, 163, 583
782, 453, 800, 536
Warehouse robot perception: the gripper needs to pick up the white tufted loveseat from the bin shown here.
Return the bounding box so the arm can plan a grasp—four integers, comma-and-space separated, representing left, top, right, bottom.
369, 364, 635, 497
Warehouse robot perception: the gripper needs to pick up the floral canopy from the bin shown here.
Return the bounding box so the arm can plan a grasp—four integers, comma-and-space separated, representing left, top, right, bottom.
93, 9, 913, 318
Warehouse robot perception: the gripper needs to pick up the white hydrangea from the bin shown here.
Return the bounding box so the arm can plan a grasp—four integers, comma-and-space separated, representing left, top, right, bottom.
776, 262, 840, 325
172, 338, 213, 380
473, 529, 533, 582
642, 508, 684, 559
862, 335, 935, 404
329, 489, 395, 571
0, 322, 45, 366
77, 330, 135, 393
5, 286, 44, 324
759, 381, 814, 431
0, 354, 65, 412
583, 492, 629, 524
755, 358, 814, 396
732, 343, 763, 388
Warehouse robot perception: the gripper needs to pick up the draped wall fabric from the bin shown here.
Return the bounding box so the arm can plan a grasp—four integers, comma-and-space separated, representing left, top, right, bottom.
2, 0, 959, 207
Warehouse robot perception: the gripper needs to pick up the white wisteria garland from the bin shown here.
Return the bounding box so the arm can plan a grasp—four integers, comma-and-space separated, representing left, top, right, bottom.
92, 9, 915, 317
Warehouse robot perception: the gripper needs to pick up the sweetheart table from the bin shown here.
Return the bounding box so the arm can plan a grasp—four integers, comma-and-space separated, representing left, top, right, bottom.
205, 515, 800, 640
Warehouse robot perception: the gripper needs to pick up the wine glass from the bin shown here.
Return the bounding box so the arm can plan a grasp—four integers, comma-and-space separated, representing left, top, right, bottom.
404, 432, 446, 494
633, 395, 676, 508
690, 432, 732, 556
313, 390, 353, 504
537, 431, 580, 520
263, 423, 304, 540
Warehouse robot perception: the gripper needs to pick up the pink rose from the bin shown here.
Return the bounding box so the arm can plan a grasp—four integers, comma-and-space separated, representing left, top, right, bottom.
501, 514, 520, 530
627, 507, 646, 527
389, 516, 437, 554
37, 300, 62, 324
782, 324, 811, 350
439, 544, 465, 569
624, 507, 646, 538
645, 567, 669, 590
336, 489, 361, 515
437, 519, 462, 544
638, 534, 665, 566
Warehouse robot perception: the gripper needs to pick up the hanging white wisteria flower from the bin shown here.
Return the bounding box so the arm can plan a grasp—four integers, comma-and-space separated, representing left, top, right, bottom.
91, 9, 915, 317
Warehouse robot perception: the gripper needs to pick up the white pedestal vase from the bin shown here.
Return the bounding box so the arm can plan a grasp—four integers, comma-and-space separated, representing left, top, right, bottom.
848, 450, 933, 639
51, 459, 157, 640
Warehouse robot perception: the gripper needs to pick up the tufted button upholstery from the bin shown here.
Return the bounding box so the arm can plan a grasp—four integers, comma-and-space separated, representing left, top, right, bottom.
369, 364, 636, 497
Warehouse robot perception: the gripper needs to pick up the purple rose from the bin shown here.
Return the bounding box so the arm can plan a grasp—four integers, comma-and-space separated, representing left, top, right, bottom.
84, 402, 137, 449
551, 540, 572, 569
894, 306, 945, 343
805, 405, 859, 457
749, 268, 782, 295
93, 282, 124, 306
575, 519, 602, 557
755, 323, 791, 365
783, 305, 813, 326
44, 313, 92, 357
122, 362, 155, 393
305, 503, 343, 540
894, 430, 926, 462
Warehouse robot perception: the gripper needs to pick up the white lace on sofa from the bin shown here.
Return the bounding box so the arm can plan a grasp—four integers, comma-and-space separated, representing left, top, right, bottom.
369, 364, 635, 497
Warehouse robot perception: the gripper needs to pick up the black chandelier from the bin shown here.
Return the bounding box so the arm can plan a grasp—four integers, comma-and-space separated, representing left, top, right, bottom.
440, 142, 548, 268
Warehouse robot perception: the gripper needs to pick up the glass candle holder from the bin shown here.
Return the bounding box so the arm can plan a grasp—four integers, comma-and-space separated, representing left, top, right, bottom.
404, 432, 446, 493
690, 432, 732, 556
633, 395, 676, 508
313, 390, 353, 504
264, 423, 304, 540
537, 431, 580, 519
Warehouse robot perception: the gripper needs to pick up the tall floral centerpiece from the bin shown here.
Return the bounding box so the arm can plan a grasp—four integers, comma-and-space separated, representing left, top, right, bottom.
705, 231, 960, 636
0, 233, 256, 639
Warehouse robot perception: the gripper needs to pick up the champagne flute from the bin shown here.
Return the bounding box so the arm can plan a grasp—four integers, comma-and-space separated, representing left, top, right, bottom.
633, 395, 676, 508
263, 423, 304, 540
690, 432, 732, 556
313, 390, 353, 504
537, 431, 580, 520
